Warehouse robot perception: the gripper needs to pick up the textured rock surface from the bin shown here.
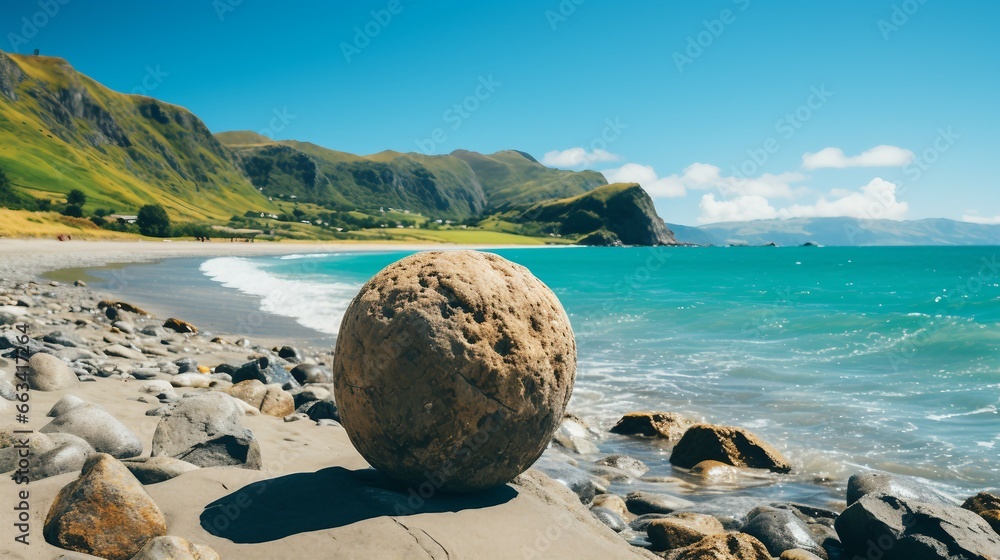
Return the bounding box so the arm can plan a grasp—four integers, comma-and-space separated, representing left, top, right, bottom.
40, 402, 143, 458
163, 317, 198, 334
290, 363, 333, 384
962, 491, 1000, 534
592, 494, 629, 519
835, 494, 1000, 560
122, 456, 200, 484
151, 392, 261, 469
610, 411, 692, 440
231, 356, 296, 387
225, 379, 295, 417
663, 533, 771, 560
43, 453, 167, 560
669, 424, 792, 473
27, 352, 78, 391
131, 535, 220, 560
333, 250, 577, 491
596, 454, 649, 478
847, 472, 954, 505
742, 506, 826, 558
646, 513, 724, 551
552, 413, 600, 454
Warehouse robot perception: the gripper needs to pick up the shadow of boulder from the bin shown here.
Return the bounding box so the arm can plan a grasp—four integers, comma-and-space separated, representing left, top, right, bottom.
200, 466, 518, 543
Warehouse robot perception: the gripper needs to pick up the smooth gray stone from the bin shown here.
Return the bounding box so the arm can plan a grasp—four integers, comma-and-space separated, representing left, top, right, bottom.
151, 392, 261, 469
41, 402, 143, 458
591, 506, 627, 532
625, 491, 695, 515
743, 506, 826, 558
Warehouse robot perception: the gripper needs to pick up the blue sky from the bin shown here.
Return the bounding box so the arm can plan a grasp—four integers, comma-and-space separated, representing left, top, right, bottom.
3, 0, 997, 225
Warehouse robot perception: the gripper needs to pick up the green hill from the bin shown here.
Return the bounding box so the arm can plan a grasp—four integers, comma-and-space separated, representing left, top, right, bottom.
507, 183, 678, 246
0, 51, 275, 221
217, 134, 607, 221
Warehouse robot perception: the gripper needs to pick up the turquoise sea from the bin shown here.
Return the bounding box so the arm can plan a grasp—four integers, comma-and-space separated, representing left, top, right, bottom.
195, 246, 1000, 503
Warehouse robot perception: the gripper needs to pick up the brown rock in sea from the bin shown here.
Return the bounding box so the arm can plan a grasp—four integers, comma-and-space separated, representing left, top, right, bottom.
591, 494, 629, 519
781, 549, 824, 560
610, 411, 692, 440
333, 250, 577, 491
98, 300, 151, 316
163, 317, 198, 334
43, 453, 167, 560
225, 379, 295, 417
647, 512, 725, 551
663, 533, 772, 560
131, 535, 220, 559
669, 424, 792, 473
962, 491, 1000, 534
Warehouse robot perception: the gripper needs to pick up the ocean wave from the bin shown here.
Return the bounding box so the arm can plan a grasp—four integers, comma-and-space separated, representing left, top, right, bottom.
926, 405, 998, 421
200, 257, 359, 336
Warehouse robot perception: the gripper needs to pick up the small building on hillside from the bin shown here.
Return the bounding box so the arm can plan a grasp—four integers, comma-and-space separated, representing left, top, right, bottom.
109, 214, 138, 224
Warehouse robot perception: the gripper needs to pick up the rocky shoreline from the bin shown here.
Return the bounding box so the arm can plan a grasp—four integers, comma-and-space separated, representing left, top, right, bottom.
0, 251, 998, 559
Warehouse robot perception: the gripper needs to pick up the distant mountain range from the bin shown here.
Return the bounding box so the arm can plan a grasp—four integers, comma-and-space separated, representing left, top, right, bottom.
668, 217, 1000, 246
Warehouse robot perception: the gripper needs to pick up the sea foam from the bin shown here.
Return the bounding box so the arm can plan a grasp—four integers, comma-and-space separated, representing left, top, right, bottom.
200, 257, 358, 336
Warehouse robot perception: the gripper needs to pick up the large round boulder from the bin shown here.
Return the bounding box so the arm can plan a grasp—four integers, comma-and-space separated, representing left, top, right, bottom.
333, 251, 576, 491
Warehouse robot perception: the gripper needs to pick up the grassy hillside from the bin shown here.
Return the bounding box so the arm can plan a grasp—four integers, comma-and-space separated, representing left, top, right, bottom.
0, 208, 138, 239
0, 50, 275, 221
219, 133, 606, 221
451, 149, 607, 210
505, 183, 678, 245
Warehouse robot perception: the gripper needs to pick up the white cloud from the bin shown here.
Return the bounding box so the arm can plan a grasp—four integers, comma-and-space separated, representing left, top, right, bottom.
602, 163, 685, 198
963, 215, 1000, 225
698, 178, 909, 224
542, 147, 620, 168
601, 162, 805, 200
778, 178, 908, 220
802, 145, 914, 169
699, 194, 778, 223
